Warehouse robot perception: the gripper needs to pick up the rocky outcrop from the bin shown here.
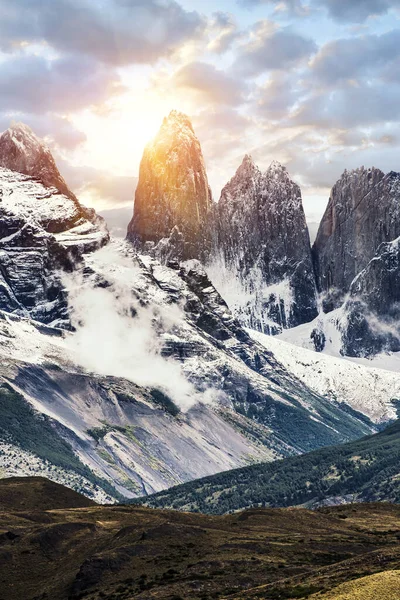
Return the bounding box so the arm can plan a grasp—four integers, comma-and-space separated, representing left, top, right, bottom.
127, 110, 212, 260
0, 167, 108, 327
341, 236, 400, 356
313, 167, 400, 310
213, 156, 318, 332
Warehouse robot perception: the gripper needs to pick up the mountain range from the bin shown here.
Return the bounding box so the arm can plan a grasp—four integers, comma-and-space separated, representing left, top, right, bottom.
0, 114, 399, 508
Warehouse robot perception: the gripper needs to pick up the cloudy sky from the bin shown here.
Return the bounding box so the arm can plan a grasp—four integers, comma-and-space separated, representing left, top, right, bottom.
1, 0, 400, 235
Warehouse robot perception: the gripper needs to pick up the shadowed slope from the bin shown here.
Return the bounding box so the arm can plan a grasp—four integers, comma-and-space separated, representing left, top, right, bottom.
0, 477, 95, 511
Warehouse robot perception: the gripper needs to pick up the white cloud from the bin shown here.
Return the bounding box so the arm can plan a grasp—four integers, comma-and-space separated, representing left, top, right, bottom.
62, 245, 219, 412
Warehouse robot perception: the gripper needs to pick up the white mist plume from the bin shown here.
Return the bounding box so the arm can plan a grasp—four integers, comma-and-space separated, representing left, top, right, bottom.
62, 245, 216, 412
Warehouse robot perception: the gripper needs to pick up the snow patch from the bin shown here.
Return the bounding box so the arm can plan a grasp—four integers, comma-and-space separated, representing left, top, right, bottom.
251, 327, 399, 423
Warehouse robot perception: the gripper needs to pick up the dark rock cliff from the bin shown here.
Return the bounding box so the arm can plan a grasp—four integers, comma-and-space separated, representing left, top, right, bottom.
213, 156, 318, 332
313, 167, 400, 310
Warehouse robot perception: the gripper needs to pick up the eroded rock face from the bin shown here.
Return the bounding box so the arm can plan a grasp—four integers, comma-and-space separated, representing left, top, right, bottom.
0, 167, 108, 327
342, 236, 400, 356
213, 156, 318, 332
127, 110, 212, 260
313, 167, 400, 309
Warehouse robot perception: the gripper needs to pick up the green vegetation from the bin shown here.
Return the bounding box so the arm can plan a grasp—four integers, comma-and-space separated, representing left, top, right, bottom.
87, 423, 127, 442
0, 383, 124, 501
234, 387, 375, 454
135, 420, 400, 514
150, 388, 180, 416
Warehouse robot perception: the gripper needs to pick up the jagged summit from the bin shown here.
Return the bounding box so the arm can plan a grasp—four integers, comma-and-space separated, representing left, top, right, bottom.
127, 110, 212, 260
214, 157, 318, 333
0, 121, 77, 202
313, 165, 400, 304
221, 155, 260, 202
241, 153, 255, 167
161, 109, 195, 134
266, 160, 289, 179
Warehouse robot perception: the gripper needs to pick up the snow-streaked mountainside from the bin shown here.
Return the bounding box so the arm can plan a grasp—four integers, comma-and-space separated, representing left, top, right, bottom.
0, 167, 108, 327
1, 115, 400, 505
250, 328, 399, 424
0, 234, 376, 501
212, 156, 318, 333
0, 125, 377, 501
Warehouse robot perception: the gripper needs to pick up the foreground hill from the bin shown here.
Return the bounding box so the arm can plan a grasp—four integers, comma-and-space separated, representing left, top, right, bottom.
0, 477, 95, 511
137, 420, 400, 514
1, 477, 400, 599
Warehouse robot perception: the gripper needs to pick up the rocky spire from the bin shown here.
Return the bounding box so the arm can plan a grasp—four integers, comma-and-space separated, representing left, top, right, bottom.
0, 122, 77, 202
214, 157, 318, 332
127, 110, 212, 260
313, 167, 400, 310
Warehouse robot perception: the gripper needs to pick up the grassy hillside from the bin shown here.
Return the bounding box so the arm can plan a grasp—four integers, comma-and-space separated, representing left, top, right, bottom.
1, 478, 400, 599
307, 571, 400, 600
136, 420, 400, 514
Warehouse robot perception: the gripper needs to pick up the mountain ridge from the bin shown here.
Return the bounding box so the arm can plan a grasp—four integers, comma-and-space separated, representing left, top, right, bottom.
137, 419, 400, 514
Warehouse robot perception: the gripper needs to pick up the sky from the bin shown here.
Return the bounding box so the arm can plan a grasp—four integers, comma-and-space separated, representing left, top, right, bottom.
1, 0, 400, 236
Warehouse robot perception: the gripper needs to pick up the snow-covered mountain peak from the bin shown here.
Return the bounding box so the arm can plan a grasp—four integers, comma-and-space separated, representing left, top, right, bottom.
219, 155, 261, 203
240, 153, 255, 167
6, 121, 45, 151
0, 121, 76, 202
236, 153, 259, 176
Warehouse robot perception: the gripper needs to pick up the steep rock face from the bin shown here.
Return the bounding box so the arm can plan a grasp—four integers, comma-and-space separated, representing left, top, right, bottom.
127, 110, 212, 260
0, 167, 108, 326
342, 236, 400, 356
313, 167, 400, 309
213, 156, 318, 332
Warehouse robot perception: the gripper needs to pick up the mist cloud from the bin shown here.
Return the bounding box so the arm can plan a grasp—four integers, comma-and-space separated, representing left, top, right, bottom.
63, 246, 218, 412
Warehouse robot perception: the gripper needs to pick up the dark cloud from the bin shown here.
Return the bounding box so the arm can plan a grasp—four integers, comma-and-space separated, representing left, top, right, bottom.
234, 22, 317, 76
255, 74, 300, 119
285, 29, 400, 132
311, 30, 400, 86
172, 61, 247, 106
0, 53, 124, 114
293, 81, 400, 129
239, 0, 400, 21
320, 0, 399, 22
239, 0, 306, 14
0, 0, 206, 65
